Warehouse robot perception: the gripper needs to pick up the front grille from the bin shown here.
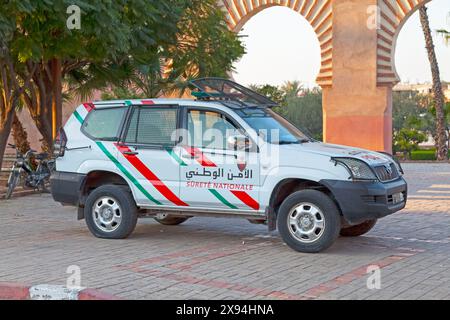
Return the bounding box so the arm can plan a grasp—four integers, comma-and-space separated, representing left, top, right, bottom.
374, 163, 400, 182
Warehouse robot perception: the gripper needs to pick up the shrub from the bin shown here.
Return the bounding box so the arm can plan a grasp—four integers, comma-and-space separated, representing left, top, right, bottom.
410, 150, 437, 161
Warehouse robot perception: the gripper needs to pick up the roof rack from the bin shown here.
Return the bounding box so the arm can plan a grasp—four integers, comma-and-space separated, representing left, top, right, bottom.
189, 78, 278, 109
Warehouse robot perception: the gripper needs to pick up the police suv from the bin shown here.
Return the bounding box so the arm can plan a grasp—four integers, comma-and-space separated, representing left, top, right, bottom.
51, 78, 407, 253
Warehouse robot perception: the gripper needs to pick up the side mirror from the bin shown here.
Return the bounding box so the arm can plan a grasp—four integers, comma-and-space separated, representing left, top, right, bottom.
227, 135, 252, 151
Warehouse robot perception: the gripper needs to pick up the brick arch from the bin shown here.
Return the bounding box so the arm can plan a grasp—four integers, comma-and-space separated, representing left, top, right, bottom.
377, 0, 433, 86
220, 0, 333, 88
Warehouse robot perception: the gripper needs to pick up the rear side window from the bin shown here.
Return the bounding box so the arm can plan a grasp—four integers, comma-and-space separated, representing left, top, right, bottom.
125, 108, 177, 146
82, 108, 127, 141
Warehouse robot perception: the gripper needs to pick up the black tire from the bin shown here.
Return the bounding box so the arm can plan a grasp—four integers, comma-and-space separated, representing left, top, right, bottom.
155, 214, 190, 226
340, 219, 377, 237
277, 190, 341, 253
5, 170, 20, 200
84, 185, 138, 239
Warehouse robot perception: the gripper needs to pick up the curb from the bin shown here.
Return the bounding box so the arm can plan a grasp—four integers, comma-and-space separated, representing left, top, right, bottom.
0, 283, 122, 300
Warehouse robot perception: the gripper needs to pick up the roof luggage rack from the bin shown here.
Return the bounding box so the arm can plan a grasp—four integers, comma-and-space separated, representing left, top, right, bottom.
189, 78, 278, 109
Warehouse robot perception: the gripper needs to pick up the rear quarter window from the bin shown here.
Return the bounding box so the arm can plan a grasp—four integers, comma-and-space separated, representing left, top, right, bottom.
82, 108, 127, 141
125, 108, 177, 146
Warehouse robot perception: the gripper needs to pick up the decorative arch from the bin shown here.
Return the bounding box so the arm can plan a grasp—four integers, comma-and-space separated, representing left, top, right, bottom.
220, 0, 333, 88
377, 0, 433, 86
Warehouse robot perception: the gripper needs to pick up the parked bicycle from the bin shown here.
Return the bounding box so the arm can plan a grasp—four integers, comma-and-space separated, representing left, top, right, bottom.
5, 144, 55, 199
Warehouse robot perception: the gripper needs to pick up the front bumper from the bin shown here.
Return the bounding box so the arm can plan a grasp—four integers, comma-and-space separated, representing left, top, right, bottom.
320, 177, 408, 225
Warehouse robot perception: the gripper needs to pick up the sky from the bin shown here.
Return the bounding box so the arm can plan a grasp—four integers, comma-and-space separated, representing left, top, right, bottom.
232, 0, 450, 87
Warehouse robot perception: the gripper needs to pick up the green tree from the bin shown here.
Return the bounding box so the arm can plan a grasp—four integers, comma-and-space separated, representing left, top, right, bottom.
0, 1, 185, 152
284, 88, 323, 141
99, 0, 245, 99
0, 42, 35, 166
392, 91, 438, 137
281, 81, 303, 99
248, 83, 323, 140
248, 84, 287, 115
394, 128, 427, 159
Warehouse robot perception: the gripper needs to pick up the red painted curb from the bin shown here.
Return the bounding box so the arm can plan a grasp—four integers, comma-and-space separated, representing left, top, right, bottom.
78, 288, 123, 300
0, 282, 30, 300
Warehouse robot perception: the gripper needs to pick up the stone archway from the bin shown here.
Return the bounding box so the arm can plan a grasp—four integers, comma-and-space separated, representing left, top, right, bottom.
376, 0, 433, 86
221, 0, 333, 88
220, 0, 433, 152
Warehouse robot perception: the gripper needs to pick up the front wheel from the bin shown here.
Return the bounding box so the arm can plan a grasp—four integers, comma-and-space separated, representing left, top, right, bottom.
277, 190, 341, 253
5, 169, 20, 200
340, 219, 377, 237
84, 185, 138, 239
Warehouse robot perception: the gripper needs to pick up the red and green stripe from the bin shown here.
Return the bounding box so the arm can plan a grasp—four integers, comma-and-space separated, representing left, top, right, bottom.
116, 144, 189, 207
230, 191, 260, 211
209, 189, 238, 210
96, 142, 162, 205
186, 148, 260, 211
73, 110, 84, 124
184, 147, 217, 167
166, 148, 187, 167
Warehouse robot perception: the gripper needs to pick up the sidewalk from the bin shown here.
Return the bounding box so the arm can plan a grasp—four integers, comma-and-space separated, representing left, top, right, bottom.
0, 163, 449, 300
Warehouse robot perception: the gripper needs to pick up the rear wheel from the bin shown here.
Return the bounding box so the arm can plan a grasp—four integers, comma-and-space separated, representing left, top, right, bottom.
340, 219, 377, 237
84, 185, 138, 239
277, 190, 341, 253
155, 213, 189, 226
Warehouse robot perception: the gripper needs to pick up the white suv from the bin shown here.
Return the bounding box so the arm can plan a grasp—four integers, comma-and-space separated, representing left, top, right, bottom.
51, 79, 407, 253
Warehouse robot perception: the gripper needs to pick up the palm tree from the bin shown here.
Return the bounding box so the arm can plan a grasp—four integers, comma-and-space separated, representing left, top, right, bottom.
281, 81, 304, 98
437, 12, 449, 44
419, 5, 448, 161
11, 112, 31, 155
438, 29, 449, 43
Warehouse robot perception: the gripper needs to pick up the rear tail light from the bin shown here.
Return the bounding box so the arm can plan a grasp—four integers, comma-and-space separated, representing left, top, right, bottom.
53, 129, 67, 158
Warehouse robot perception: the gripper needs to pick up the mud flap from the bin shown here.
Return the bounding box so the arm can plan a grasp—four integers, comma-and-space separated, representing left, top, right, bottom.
267, 207, 277, 232
77, 207, 85, 221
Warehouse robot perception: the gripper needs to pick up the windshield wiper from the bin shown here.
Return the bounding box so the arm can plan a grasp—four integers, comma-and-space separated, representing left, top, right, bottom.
277, 141, 301, 145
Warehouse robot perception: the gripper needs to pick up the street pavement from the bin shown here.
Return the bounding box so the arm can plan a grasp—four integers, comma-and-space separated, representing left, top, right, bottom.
0, 163, 449, 300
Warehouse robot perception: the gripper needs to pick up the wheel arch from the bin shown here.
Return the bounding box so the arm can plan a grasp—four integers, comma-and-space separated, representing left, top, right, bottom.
78, 170, 135, 220
267, 178, 343, 231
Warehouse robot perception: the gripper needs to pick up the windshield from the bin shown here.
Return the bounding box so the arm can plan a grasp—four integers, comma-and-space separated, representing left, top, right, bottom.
236, 108, 311, 144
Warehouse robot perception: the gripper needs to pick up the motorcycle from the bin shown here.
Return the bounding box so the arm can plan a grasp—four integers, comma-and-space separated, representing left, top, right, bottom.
5, 144, 55, 200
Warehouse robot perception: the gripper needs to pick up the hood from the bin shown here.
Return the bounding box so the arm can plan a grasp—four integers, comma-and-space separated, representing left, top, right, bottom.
284, 142, 391, 166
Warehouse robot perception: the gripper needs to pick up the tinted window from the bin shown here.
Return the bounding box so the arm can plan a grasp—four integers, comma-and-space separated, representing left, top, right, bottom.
125, 108, 177, 146
187, 110, 238, 150
83, 108, 126, 140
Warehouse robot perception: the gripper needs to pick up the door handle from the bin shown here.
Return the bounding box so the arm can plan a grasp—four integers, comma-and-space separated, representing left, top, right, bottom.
123, 151, 139, 156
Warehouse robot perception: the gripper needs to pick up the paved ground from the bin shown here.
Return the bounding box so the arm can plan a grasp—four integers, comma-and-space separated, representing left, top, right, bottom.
1, 163, 450, 300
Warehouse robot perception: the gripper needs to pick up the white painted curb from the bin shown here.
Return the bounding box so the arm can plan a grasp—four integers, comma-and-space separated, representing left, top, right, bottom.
29, 285, 85, 300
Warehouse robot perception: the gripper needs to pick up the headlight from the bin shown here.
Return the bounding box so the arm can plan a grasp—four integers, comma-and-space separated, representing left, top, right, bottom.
15, 159, 24, 167
333, 158, 378, 181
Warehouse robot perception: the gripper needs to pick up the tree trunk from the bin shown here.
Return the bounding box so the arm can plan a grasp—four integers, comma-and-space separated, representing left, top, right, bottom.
11, 112, 30, 154
23, 62, 57, 152
420, 6, 448, 161
51, 58, 62, 140
0, 111, 14, 171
